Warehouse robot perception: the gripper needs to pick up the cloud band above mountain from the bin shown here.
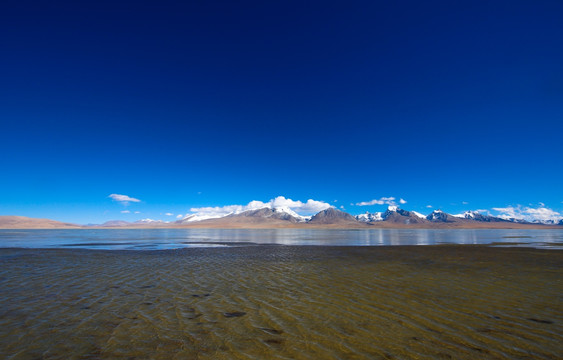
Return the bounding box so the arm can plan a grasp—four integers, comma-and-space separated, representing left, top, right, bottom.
491, 205, 562, 223
183, 196, 331, 220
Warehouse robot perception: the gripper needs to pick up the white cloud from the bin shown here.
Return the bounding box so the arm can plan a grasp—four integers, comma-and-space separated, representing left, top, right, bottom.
165, 213, 174, 216
120, 210, 130, 214
399, 198, 407, 204
186, 205, 252, 220
134, 211, 141, 214
176, 214, 183, 219
269, 196, 331, 213
356, 197, 397, 206
492, 205, 562, 223
491, 206, 519, 219
109, 194, 141, 204
183, 196, 331, 220
426, 205, 433, 208
462, 201, 469, 205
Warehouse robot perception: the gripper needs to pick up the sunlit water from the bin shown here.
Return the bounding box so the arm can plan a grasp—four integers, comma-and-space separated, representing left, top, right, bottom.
0, 228, 562, 249
1, 230, 562, 359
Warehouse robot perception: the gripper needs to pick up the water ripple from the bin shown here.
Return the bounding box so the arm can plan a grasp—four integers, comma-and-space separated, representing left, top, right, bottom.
0, 246, 561, 359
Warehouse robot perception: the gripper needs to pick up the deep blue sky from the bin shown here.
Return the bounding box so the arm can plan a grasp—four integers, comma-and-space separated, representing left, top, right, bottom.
1, 0, 562, 223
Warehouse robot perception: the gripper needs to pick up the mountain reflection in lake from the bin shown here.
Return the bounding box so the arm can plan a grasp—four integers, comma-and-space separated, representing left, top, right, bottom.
0, 228, 562, 250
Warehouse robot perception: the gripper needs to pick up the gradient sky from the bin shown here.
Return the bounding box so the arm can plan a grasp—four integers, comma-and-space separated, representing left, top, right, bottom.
1, 0, 562, 224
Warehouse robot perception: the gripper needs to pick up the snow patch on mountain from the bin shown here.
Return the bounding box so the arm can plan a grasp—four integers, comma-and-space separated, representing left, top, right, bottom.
453, 211, 485, 219
272, 206, 310, 222
179, 214, 226, 223
412, 211, 426, 219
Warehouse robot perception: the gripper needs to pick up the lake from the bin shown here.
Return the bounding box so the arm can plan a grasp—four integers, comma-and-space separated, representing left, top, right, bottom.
1, 229, 562, 359
1, 228, 562, 249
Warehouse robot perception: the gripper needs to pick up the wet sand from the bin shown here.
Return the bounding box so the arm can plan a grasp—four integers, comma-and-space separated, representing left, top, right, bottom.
1, 245, 561, 359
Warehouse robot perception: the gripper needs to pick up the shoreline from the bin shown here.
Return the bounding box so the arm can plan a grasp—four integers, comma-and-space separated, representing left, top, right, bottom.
1, 242, 562, 251
2, 223, 562, 230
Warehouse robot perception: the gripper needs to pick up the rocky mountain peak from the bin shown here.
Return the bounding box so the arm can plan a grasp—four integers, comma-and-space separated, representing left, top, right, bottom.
309, 207, 357, 224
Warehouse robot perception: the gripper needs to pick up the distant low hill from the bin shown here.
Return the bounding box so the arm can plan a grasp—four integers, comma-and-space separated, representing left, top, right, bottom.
0, 216, 80, 229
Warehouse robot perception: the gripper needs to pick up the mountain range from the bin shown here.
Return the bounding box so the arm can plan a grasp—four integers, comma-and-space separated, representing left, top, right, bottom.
1, 206, 561, 229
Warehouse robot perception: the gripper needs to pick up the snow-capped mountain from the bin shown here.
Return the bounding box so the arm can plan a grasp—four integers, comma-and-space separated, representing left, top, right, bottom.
529, 219, 563, 225
272, 206, 310, 222
495, 216, 530, 224
177, 206, 310, 224
510, 217, 563, 225
426, 210, 460, 223
117, 205, 563, 228
227, 207, 308, 223
453, 211, 507, 222
453, 211, 477, 219
177, 213, 226, 223
382, 206, 429, 224
356, 206, 428, 224
411, 211, 427, 219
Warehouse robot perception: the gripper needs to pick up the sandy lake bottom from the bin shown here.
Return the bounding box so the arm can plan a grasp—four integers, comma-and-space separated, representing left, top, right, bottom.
1, 245, 561, 359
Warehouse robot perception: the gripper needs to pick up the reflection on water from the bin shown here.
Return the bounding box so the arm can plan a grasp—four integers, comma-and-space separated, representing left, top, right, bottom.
0, 246, 561, 359
0, 228, 562, 249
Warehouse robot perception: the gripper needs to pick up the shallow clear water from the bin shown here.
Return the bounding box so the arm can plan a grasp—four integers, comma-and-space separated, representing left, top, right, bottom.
1, 246, 562, 359
0, 228, 562, 250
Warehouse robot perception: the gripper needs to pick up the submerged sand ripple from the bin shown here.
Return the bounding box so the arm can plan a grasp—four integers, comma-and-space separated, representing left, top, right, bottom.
0, 245, 561, 359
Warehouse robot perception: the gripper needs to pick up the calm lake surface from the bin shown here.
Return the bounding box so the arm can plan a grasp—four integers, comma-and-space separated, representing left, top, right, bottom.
1, 228, 562, 249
